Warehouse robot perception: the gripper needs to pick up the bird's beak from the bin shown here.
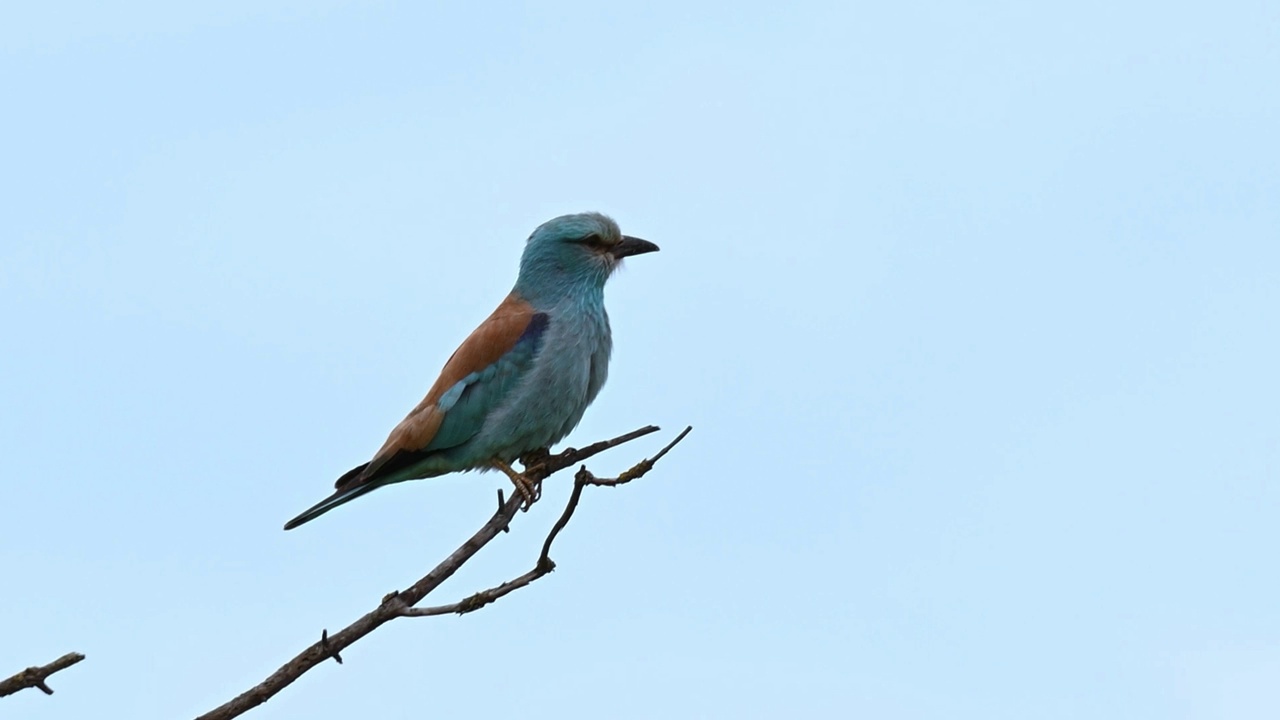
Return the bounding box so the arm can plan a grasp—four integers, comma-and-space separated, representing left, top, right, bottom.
612, 235, 660, 259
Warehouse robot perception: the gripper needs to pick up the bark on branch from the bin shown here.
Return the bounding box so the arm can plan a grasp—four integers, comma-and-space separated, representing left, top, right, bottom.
196, 424, 690, 720
0, 652, 85, 698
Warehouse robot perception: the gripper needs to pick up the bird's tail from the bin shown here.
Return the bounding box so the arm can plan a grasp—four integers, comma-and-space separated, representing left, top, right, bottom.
283, 464, 377, 530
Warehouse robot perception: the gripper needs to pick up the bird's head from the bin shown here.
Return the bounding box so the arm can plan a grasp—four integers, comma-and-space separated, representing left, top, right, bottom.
515, 212, 659, 301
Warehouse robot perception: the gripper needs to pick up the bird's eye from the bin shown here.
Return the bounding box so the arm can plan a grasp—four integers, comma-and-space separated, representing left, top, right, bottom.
580, 233, 607, 248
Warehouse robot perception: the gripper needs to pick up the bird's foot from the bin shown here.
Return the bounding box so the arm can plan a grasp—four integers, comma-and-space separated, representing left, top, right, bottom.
492, 459, 540, 510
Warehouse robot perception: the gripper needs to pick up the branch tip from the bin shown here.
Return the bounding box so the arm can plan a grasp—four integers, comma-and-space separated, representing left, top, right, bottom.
0, 652, 85, 699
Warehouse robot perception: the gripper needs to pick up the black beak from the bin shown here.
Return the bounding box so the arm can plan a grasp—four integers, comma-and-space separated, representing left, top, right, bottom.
612, 235, 660, 259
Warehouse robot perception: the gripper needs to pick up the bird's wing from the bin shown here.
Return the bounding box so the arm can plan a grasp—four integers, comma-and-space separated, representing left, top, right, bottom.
340, 292, 549, 491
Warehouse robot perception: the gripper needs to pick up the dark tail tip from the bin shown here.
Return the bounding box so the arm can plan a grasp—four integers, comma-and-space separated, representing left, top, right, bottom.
282, 478, 381, 531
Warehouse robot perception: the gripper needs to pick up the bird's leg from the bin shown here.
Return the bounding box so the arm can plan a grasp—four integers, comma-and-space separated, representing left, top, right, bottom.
517, 447, 552, 473
492, 459, 540, 510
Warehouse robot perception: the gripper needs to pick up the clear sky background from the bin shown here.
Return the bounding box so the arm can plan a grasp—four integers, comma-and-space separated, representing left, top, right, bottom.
3, 2, 1278, 718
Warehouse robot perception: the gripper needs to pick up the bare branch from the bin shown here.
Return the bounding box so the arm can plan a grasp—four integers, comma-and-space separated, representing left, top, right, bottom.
400, 425, 692, 620
541, 425, 694, 562
0, 653, 85, 698
195, 424, 687, 720
398, 564, 548, 618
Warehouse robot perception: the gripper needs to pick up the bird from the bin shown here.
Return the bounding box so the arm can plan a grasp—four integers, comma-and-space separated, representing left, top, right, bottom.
283, 212, 659, 530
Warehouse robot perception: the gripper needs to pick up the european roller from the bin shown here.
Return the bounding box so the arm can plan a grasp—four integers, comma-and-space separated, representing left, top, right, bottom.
284, 212, 658, 530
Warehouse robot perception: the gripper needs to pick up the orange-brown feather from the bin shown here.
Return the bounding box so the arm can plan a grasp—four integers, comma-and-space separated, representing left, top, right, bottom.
339, 292, 537, 489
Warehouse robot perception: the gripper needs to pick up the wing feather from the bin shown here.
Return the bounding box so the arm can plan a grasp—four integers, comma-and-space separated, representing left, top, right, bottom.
335, 292, 547, 491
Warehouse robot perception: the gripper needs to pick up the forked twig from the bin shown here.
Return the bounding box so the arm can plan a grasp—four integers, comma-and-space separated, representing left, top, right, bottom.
195, 424, 690, 720
0, 653, 85, 698
399, 426, 693, 619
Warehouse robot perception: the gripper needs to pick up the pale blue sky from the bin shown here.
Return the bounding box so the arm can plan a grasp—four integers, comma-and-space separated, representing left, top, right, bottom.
3, 2, 1278, 718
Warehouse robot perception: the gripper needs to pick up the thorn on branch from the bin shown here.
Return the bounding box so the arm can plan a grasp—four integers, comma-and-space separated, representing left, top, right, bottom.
496, 489, 510, 532
320, 630, 343, 665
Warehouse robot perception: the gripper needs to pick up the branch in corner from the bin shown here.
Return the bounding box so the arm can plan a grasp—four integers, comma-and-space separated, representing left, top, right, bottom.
0, 653, 85, 698
196, 424, 692, 720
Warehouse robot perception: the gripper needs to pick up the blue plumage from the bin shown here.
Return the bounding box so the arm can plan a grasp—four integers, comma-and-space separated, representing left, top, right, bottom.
284, 212, 657, 529
430, 313, 548, 454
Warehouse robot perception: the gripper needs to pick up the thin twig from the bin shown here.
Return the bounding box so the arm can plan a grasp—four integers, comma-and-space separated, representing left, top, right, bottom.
541, 425, 692, 562
195, 424, 685, 720
401, 425, 693, 620
0, 653, 85, 698
398, 566, 546, 617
